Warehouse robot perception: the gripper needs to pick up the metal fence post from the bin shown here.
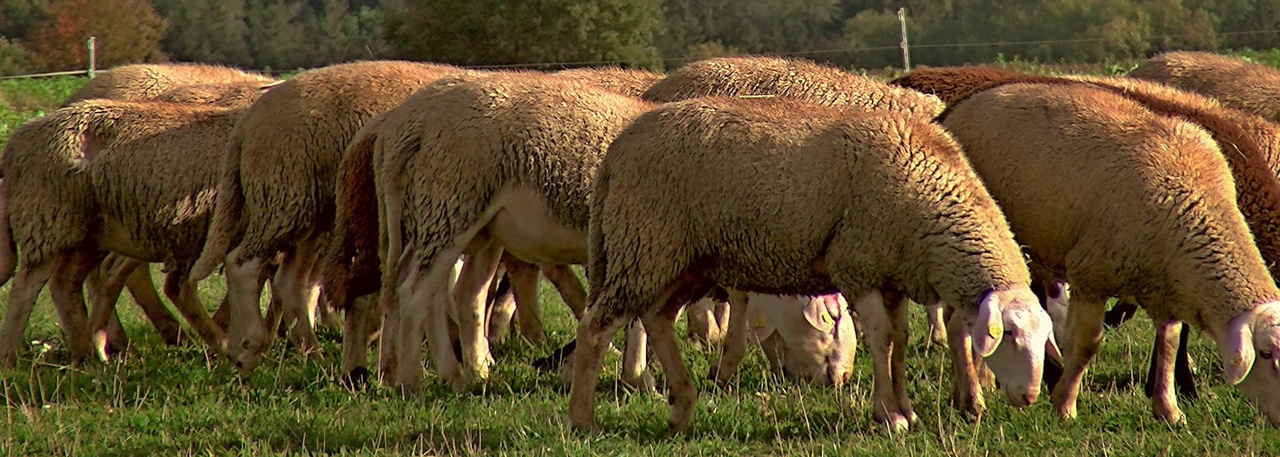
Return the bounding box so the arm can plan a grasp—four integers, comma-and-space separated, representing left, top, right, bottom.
87, 36, 96, 79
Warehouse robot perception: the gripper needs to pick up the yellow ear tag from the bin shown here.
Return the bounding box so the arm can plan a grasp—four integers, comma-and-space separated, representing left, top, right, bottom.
988, 324, 1001, 339
1234, 355, 1245, 366
820, 310, 833, 325
754, 315, 768, 329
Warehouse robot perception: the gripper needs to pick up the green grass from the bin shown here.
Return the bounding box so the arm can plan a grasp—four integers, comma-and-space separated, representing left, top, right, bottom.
0, 76, 86, 147
2, 267, 1278, 456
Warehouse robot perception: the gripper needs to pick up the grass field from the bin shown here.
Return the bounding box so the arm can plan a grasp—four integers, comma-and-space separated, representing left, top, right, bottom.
4, 62, 1280, 455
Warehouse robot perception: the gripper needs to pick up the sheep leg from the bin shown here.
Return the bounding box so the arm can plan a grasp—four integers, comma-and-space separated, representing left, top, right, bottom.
48, 250, 103, 365
505, 258, 546, 345
621, 320, 656, 393
643, 307, 696, 433
853, 289, 911, 433
542, 263, 587, 319
87, 256, 137, 361
395, 248, 459, 393
377, 246, 415, 382
686, 298, 715, 345
567, 304, 632, 431
1049, 297, 1106, 420
163, 272, 228, 357
886, 291, 915, 423
222, 247, 270, 374
341, 293, 378, 385
1172, 328, 1197, 400
271, 241, 324, 357
0, 179, 12, 287
1147, 319, 1186, 424
123, 265, 183, 345
0, 261, 55, 366
452, 241, 503, 390
710, 289, 752, 383
925, 300, 948, 345
487, 283, 517, 344
946, 304, 985, 416
711, 299, 730, 343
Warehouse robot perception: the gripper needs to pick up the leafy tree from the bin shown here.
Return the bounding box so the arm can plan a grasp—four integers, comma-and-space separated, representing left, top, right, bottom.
24, 0, 167, 71
151, 0, 254, 67
243, 0, 308, 71
386, 0, 664, 69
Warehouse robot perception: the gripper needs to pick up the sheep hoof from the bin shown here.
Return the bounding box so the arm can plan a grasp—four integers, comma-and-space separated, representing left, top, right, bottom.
1054, 402, 1078, 420
1153, 404, 1185, 425
904, 409, 919, 425
340, 366, 370, 389
623, 371, 658, 395
879, 413, 911, 434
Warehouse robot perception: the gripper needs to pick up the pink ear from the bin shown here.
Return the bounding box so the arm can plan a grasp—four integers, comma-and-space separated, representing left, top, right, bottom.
1221, 308, 1259, 385
1046, 333, 1063, 362
971, 291, 1003, 357
803, 295, 838, 333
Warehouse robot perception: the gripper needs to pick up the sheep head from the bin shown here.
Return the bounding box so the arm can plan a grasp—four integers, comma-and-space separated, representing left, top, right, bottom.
1225, 301, 1280, 427
973, 286, 1059, 409
749, 293, 857, 387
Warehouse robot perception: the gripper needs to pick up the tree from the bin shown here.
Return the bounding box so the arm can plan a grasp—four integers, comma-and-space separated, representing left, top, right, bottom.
386, 0, 664, 69
243, 0, 308, 71
24, 0, 167, 71
151, 0, 254, 67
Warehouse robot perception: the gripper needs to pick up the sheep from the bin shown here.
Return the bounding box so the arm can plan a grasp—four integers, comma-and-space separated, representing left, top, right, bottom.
941, 81, 1280, 426
739, 292, 858, 385
188, 60, 467, 374
0, 100, 248, 366
150, 80, 282, 108
642, 56, 944, 119
895, 65, 1280, 416
1128, 51, 1280, 123
367, 71, 657, 392
568, 95, 1055, 433
552, 67, 666, 98
62, 63, 276, 107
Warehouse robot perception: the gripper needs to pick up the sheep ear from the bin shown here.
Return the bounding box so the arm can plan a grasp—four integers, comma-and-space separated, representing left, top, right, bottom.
1221, 305, 1273, 385
1046, 332, 1063, 363
803, 295, 840, 333
971, 291, 1003, 357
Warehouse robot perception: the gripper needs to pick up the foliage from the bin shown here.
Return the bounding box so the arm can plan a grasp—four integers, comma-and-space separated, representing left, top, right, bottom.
23, 0, 167, 71
385, 0, 664, 69
0, 36, 32, 75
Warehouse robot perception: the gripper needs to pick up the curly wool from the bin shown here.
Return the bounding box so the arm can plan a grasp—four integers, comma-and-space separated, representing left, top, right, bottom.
552, 67, 666, 98
643, 56, 944, 118
63, 63, 275, 107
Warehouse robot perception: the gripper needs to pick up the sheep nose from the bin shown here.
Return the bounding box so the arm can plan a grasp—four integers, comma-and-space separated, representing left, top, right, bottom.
1020, 393, 1038, 408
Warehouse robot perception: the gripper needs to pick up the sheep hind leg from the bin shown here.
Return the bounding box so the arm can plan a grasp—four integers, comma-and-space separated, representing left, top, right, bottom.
621, 320, 656, 393
1147, 319, 1186, 424
925, 300, 948, 345
123, 265, 183, 345
710, 289, 751, 384
542, 263, 587, 319
1049, 296, 1106, 420
272, 241, 324, 358
452, 240, 503, 391
48, 250, 104, 366
394, 247, 462, 394
644, 304, 697, 434
567, 303, 633, 431
0, 261, 55, 367
853, 289, 912, 433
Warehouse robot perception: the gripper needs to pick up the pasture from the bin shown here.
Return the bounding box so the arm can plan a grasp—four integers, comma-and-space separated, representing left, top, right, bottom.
2, 65, 1280, 455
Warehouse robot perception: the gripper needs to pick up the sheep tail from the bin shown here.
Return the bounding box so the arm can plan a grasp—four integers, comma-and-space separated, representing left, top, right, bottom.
191, 137, 246, 280
323, 126, 383, 311
0, 178, 14, 286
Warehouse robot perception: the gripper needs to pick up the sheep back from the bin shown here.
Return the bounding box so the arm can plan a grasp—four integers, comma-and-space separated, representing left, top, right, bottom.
642, 56, 944, 118
63, 63, 275, 107
590, 96, 1030, 316
553, 67, 666, 98
1127, 51, 1280, 123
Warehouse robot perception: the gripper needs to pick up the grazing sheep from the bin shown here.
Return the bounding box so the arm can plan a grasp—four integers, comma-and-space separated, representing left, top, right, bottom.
151, 81, 282, 108
896, 65, 1280, 417
0, 100, 247, 366
942, 82, 1280, 426
642, 56, 944, 119
371, 71, 657, 392
739, 292, 858, 385
62, 63, 276, 107
569, 96, 1054, 433
552, 67, 666, 98
189, 61, 466, 374
1128, 51, 1280, 123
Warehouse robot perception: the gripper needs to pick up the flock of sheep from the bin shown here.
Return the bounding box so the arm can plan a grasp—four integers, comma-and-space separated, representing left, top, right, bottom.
2, 51, 1280, 434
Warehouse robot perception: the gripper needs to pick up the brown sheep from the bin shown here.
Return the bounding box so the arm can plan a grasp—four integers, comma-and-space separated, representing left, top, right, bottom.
62, 63, 276, 107
552, 67, 666, 98
1128, 51, 1280, 123
190, 60, 466, 374
570, 96, 1053, 433
942, 82, 1280, 426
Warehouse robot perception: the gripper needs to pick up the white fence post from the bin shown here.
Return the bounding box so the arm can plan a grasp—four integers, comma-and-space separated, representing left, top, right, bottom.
897, 8, 911, 72
87, 36, 96, 79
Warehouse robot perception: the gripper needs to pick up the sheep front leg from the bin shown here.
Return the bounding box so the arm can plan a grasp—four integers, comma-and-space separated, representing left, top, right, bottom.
48, 250, 102, 365
710, 289, 751, 383
643, 308, 696, 433
505, 259, 545, 345
452, 242, 503, 389
925, 301, 948, 345
164, 273, 228, 357
542, 264, 587, 319
223, 248, 270, 374
1148, 319, 1186, 424
946, 305, 985, 416
1049, 296, 1106, 420
854, 290, 911, 432
621, 320, 656, 393
0, 261, 55, 366
87, 256, 139, 361
123, 266, 183, 345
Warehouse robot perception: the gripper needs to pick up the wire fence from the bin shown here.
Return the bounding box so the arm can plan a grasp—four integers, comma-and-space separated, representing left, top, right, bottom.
0, 37, 97, 80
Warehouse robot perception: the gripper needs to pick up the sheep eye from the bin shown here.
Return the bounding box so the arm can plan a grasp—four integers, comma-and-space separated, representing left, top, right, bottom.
1261, 350, 1275, 360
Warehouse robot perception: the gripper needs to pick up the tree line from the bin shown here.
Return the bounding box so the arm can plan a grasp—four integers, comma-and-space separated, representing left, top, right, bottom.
0, 0, 1276, 75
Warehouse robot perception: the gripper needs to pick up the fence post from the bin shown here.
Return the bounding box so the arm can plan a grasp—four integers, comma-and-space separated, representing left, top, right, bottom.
87, 36, 96, 79
897, 8, 911, 72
